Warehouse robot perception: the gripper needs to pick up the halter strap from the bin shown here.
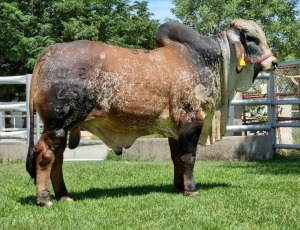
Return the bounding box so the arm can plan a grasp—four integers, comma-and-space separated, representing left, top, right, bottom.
245, 53, 274, 64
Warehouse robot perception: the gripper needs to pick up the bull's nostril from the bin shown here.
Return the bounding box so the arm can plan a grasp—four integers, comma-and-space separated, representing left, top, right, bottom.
272, 61, 278, 69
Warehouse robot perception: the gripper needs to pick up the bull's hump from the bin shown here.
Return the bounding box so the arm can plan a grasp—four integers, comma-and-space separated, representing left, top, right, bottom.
155, 22, 223, 67
156, 21, 200, 47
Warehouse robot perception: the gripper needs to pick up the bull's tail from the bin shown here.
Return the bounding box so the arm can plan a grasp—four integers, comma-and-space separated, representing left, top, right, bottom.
26, 70, 37, 182
26, 48, 52, 182
26, 61, 40, 182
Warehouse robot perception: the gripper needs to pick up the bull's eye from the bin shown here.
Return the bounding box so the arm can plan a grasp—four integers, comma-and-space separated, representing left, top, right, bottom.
246, 35, 258, 44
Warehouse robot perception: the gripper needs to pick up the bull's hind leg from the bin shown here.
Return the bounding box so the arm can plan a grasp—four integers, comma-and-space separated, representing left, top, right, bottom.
50, 131, 73, 202
168, 120, 201, 196
34, 128, 68, 207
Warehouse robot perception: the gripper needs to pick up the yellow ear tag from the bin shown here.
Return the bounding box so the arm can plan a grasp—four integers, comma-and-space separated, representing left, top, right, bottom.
239, 57, 246, 67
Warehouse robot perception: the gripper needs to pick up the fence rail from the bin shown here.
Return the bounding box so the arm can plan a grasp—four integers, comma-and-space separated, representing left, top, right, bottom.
0, 75, 27, 84
0, 131, 27, 139
0, 102, 27, 112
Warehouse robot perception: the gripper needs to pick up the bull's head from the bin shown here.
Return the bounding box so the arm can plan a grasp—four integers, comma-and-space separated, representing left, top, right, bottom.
227, 18, 277, 79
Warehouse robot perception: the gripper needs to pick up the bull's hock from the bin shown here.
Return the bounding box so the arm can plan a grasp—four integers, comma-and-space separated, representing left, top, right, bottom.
122, 135, 274, 161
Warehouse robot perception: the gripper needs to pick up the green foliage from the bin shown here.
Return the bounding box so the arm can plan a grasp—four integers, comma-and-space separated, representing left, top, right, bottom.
0, 0, 159, 75
171, 0, 300, 61
244, 83, 268, 127
246, 105, 268, 122
0, 160, 299, 229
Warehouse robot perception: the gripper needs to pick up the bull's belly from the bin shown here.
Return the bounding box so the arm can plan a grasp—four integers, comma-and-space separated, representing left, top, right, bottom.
81, 116, 178, 153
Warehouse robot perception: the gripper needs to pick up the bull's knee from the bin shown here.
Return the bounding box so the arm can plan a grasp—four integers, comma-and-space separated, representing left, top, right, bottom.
180, 153, 196, 166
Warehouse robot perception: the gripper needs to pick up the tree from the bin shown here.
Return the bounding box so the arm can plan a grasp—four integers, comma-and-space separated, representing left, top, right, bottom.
0, 0, 159, 76
171, 0, 300, 61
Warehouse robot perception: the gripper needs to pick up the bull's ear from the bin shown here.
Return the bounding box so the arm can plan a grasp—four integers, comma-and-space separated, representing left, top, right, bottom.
234, 41, 246, 74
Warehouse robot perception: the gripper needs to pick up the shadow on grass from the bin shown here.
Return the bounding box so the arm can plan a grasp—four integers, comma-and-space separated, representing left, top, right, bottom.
19, 182, 230, 205
19, 195, 56, 206
71, 182, 230, 201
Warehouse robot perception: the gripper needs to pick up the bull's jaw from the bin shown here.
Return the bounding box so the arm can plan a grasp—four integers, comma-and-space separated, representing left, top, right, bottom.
252, 56, 276, 81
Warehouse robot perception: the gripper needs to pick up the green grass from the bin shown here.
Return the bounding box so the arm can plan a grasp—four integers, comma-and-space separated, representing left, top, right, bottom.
91, 135, 100, 140
0, 157, 299, 229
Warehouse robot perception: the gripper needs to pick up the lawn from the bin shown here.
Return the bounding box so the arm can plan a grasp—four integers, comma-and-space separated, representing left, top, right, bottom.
0, 156, 299, 229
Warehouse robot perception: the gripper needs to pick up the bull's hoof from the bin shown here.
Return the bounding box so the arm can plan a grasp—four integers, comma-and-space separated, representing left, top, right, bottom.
37, 201, 53, 207
174, 188, 184, 194
184, 190, 199, 196
59, 196, 74, 202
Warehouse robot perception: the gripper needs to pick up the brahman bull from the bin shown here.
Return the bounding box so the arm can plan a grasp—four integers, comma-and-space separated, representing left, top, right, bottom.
26, 19, 277, 206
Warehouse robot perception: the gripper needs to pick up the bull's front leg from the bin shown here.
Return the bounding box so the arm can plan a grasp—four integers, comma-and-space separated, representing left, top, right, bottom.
168, 120, 201, 196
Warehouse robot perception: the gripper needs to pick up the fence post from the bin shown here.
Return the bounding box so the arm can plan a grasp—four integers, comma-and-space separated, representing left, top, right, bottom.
0, 111, 2, 138
26, 74, 31, 144
268, 71, 276, 155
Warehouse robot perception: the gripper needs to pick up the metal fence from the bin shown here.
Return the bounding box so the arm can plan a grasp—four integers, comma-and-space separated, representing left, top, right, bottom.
230, 60, 300, 152
272, 61, 300, 151
0, 74, 41, 143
